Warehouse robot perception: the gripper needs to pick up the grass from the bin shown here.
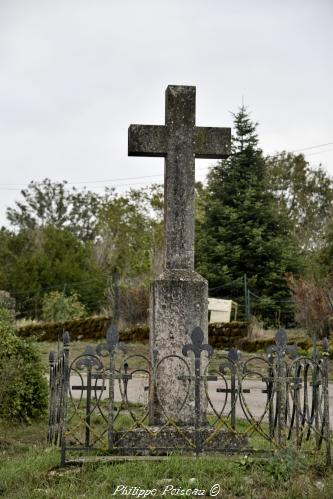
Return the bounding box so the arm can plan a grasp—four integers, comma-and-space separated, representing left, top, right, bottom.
1, 418, 333, 498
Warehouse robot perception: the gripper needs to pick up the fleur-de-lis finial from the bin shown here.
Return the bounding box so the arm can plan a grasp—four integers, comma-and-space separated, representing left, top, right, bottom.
275, 328, 287, 349
49, 351, 56, 364
220, 347, 241, 374
75, 345, 103, 370
228, 347, 240, 363
182, 327, 213, 359
96, 324, 127, 357
63, 330, 70, 347
267, 328, 298, 360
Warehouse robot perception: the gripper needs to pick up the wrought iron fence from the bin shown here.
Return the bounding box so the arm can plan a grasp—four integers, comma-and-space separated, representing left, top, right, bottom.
48, 325, 331, 466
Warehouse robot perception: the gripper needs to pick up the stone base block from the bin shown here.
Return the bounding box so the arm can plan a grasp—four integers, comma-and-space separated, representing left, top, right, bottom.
113, 426, 248, 455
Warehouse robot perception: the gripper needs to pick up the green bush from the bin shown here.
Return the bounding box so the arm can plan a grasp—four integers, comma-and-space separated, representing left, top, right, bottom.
0, 308, 47, 422
42, 290, 87, 322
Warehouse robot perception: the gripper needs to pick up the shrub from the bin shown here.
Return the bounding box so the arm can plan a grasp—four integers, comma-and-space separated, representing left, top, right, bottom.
104, 283, 149, 328
247, 316, 265, 339
0, 308, 47, 422
287, 275, 333, 338
42, 290, 87, 322
118, 285, 149, 327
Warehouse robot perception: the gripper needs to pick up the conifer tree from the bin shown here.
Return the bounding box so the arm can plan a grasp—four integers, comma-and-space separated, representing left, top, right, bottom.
196, 107, 302, 324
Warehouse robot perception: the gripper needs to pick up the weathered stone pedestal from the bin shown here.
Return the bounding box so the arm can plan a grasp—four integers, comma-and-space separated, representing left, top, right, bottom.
149, 269, 208, 424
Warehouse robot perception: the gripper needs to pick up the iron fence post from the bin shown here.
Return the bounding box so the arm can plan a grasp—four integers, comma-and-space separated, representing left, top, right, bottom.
322, 338, 331, 466
108, 348, 115, 451
310, 335, 320, 448
275, 330, 287, 447
60, 331, 70, 467
294, 362, 302, 448
230, 365, 236, 429
96, 324, 124, 452
267, 353, 275, 439
183, 327, 213, 456
224, 349, 240, 430
194, 354, 201, 456
85, 365, 92, 448
47, 351, 55, 444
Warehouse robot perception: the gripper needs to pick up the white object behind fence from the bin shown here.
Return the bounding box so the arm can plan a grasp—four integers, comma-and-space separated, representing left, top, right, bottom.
208, 298, 238, 323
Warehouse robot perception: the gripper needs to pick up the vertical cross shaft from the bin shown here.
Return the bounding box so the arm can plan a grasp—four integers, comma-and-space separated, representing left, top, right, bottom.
164, 86, 195, 269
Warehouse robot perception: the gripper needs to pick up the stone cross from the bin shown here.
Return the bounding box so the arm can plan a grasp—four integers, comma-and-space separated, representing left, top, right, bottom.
128, 85, 231, 425
129, 85, 230, 270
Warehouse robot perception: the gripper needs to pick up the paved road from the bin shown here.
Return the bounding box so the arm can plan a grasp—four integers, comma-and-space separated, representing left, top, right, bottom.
68, 374, 333, 428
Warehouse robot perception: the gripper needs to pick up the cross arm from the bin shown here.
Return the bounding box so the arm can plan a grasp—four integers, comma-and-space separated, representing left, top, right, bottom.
128, 125, 167, 157
194, 127, 231, 159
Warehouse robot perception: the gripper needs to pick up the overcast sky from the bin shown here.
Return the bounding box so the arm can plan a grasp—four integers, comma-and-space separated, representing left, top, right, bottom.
0, 0, 332, 227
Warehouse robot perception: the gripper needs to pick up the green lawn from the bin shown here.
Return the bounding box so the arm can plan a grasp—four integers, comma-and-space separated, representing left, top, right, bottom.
0, 418, 333, 498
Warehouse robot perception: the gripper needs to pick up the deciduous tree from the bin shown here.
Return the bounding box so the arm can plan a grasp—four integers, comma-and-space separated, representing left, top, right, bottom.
266, 152, 333, 254
6, 178, 101, 241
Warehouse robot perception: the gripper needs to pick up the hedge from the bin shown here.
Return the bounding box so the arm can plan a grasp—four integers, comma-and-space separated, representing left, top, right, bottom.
120, 322, 250, 347
16, 317, 249, 346
16, 317, 327, 354
16, 315, 111, 342
208, 321, 249, 348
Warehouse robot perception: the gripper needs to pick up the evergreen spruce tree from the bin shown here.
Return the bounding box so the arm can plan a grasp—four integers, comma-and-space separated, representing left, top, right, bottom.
196, 106, 302, 325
